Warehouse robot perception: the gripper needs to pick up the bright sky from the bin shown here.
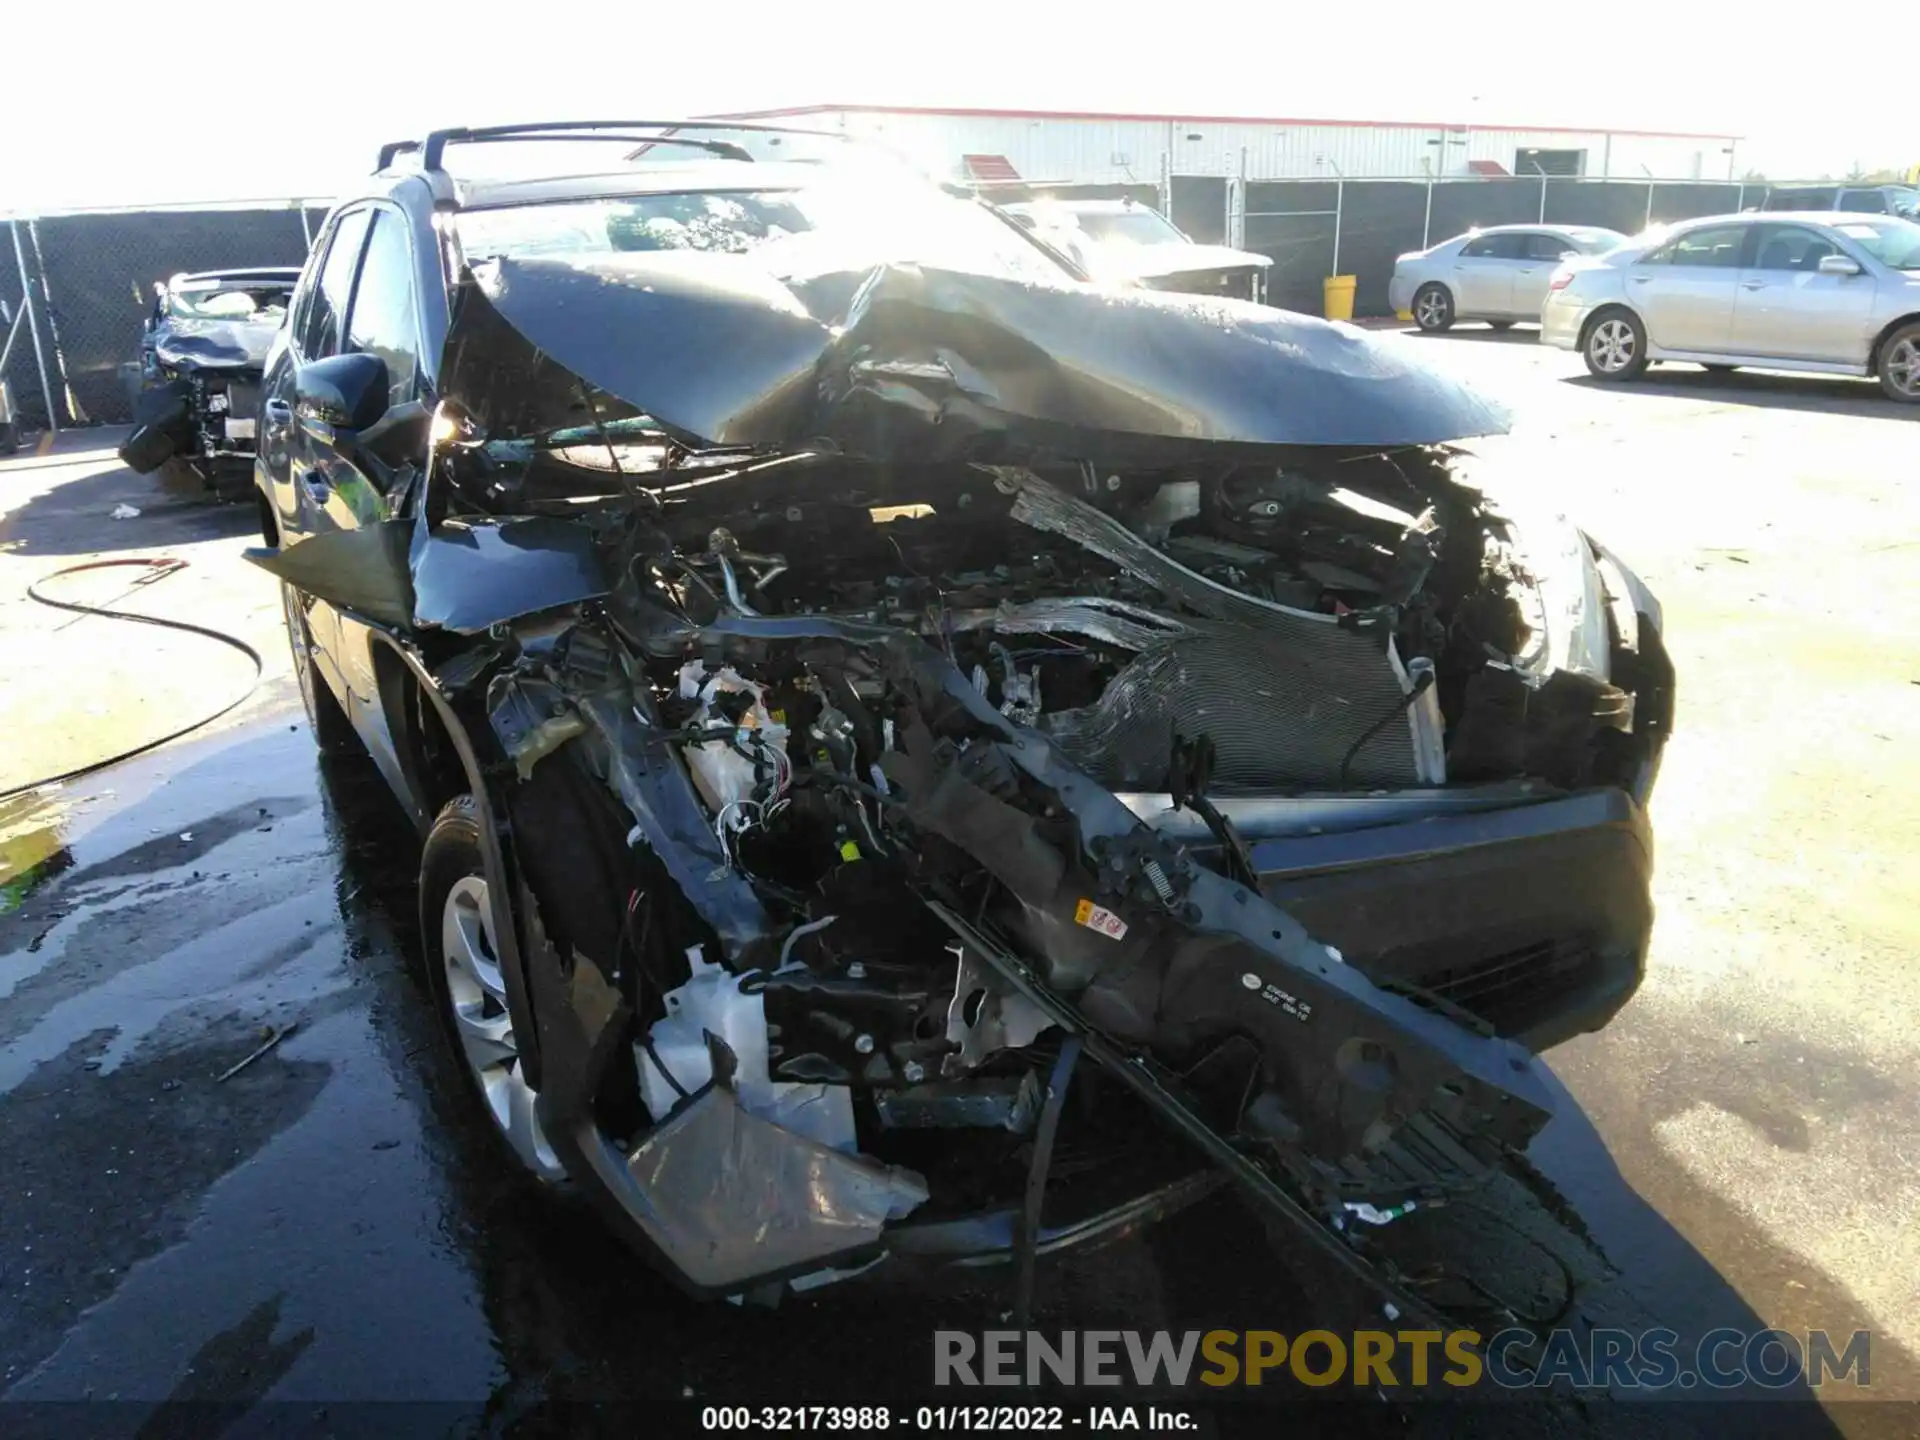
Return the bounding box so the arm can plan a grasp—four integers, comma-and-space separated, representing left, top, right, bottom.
1, 3, 1903, 212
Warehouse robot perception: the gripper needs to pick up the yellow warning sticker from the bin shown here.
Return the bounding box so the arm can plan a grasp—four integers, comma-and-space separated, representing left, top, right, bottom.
839, 840, 862, 862
1073, 897, 1128, 940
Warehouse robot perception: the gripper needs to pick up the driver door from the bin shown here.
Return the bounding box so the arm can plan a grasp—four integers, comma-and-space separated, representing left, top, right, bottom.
303, 206, 430, 783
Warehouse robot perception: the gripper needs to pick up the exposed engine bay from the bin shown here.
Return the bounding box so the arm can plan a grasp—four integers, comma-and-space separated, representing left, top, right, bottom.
440, 431, 1657, 1305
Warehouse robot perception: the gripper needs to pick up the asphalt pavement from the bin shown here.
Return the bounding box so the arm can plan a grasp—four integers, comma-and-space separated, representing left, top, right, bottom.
1, 336, 1916, 1437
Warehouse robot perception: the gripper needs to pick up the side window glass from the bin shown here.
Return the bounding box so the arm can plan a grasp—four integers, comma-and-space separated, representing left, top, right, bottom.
301, 210, 371, 360
1752, 226, 1835, 272
1460, 235, 1502, 258
344, 211, 424, 407
1667, 225, 1747, 268
1523, 233, 1574, 261
1838, 190, 1886, 214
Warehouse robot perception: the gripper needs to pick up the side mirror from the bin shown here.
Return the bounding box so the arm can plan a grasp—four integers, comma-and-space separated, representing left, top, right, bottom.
1817, 254, 1862, 277
295, 351, 390, 443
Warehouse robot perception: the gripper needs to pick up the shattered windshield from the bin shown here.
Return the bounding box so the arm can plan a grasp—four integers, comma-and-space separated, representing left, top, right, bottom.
1070, 208, 1187, 246
167, 281, 292, 323
1834, 218, 1920, 270
456, 182, 1073, 283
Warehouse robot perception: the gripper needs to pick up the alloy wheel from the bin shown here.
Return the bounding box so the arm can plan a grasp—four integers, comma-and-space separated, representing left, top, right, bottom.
1588, 318, 1637, 373
1886, 337, 1920, 399
1414, 289, 1449, 329
441, 874, 565, 1181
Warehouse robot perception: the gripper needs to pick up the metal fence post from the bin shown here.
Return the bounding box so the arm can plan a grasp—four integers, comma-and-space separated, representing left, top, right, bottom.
1644, 181, 1655, 230
1332, 176, 1344, 276
1538, 173, 1548, 223
1421, 176, 1433, 250
1736, 183, 1746, 213
9, 218, 58, 438
298, 203, 312, 249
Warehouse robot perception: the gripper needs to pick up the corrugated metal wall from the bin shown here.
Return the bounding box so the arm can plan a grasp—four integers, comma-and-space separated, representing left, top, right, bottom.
812, 110, 1726, 183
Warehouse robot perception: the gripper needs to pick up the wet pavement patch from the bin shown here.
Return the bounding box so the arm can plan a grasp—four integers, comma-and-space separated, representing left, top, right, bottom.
0, 1018, 328, 1388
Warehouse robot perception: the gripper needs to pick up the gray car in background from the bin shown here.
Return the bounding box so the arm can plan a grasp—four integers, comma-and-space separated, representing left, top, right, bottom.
1540, 212, 1920, 402
1391, 225, 1627, 332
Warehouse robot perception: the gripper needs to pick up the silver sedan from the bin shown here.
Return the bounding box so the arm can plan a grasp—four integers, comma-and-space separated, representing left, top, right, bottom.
1390, 225, 1627, 332
1540, 212, 1920, 403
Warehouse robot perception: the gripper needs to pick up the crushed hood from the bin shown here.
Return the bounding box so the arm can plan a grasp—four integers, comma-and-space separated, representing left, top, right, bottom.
152, 315, 281, 371
443, 251, 1508, 463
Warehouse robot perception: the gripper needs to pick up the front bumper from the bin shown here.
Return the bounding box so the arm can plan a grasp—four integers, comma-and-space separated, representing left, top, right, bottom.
1387, 274, 1414, 314
1253, 787, 1652, 1052
1540, 291, 1591, 351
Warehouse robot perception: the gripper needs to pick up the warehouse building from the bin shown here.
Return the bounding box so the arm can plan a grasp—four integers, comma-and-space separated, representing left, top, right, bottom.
718, 103, 1741, 185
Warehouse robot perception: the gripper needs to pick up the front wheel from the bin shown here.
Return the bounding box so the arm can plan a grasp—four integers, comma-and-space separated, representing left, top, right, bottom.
1877, 322, 1920, 403
421, 796, 569, 1186
1584, 310, 1649, 380
1412, 283, 1455, 333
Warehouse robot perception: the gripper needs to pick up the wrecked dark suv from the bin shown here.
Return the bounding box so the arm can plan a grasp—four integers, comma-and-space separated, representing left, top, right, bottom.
120, 268, 301, 496
252, 122, 1672, 1325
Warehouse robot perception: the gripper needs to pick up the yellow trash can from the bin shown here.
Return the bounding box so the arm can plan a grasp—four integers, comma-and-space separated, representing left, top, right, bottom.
1322, 274, 1357, 322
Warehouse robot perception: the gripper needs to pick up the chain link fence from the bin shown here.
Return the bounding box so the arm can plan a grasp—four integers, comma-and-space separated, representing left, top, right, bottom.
1168, 175, 1839, 319
3, 203, 328, 435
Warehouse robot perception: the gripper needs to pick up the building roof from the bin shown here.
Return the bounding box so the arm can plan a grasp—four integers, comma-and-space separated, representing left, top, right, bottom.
713, 103, 1739, 143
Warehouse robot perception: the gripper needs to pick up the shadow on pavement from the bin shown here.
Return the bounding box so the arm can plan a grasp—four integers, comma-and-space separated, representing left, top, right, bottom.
0, 448, 259, 558
1563, 367, 1918, 420
1402, 324, 1543, 345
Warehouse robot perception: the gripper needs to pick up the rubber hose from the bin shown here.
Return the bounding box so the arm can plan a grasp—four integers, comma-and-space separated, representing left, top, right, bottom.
1, 556, 264, 800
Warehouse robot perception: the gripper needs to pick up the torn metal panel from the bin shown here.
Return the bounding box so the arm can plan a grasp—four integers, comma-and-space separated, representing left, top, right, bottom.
242, 524, 415, 629
621, 1084, 927, 1292
409, 514, 610, 634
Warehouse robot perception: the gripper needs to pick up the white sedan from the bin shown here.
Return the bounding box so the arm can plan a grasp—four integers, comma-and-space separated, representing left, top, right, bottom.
1390, 225, 1627, 332
1540, 212, 1920, 402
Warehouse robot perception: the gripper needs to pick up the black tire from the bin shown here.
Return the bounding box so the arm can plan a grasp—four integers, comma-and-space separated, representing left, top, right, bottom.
420, 795, 570, 1188
0, 422, 18, 455
282, 581, 359, 754
1582, 308, 1650, 381
1875, 320, 1920, 404
1412, 283, 1455, 333
1488, 320, 1515, 331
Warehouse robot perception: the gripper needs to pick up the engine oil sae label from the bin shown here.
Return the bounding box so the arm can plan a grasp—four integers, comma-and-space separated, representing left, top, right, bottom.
1074, 898, 1128, 940
1243, 972, 1313, 1022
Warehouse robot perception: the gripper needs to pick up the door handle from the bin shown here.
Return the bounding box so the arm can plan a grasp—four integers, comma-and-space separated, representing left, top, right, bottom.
1629, 276, 1651, 283
1741, 279, 1767, 290
264, 398, 293, 423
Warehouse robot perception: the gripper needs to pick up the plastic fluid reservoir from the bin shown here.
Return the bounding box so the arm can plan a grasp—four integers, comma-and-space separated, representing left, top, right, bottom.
637, 945, 854, 1151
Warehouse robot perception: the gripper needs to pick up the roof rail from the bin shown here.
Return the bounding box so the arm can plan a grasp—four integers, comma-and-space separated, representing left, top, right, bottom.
373, 119, 844, 175
376, 139, 421, 171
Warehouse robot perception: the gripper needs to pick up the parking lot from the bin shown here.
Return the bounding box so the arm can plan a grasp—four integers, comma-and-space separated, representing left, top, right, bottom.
1, 328, 1916, 1434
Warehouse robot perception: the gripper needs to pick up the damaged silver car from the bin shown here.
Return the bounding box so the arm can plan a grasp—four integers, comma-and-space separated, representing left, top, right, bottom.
250, 122, 1672, 1328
